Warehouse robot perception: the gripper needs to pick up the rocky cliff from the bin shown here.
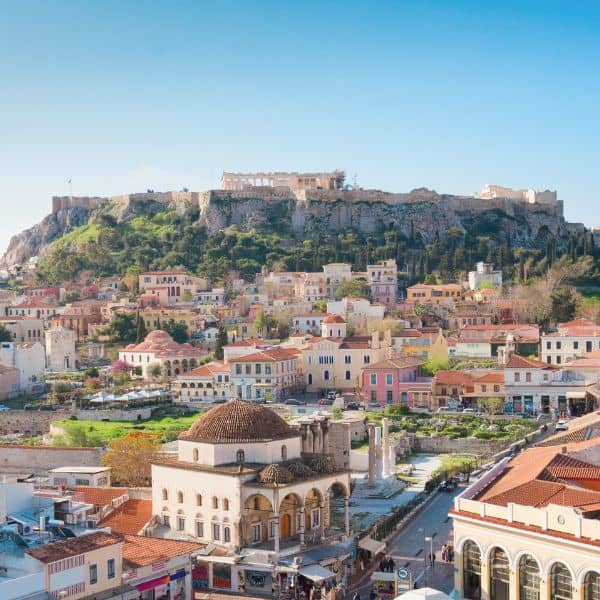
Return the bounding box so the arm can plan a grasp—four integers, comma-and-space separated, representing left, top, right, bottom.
2, 188, 570, 268
1, 206, 93, 267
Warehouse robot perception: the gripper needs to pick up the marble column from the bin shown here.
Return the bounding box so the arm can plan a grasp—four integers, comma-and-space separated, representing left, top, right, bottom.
273, 513, 280, 557
299, 507, 305, 545
368, 424, 376, 487
344, 496, 350, 537
319, 502, 325, 539
382, 418, 390, 477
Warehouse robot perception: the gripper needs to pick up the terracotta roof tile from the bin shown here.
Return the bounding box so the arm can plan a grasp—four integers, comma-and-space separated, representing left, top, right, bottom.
99, 499, 153, 535
122, 534, 203, 568
74, 486, 128, 507
27, 532, 122, 563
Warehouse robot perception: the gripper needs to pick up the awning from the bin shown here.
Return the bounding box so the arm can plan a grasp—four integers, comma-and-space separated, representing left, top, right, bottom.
372, 571, 396, 582
299, 564, 336, 583
566, 391, 586, 399
358, 536, 386, 555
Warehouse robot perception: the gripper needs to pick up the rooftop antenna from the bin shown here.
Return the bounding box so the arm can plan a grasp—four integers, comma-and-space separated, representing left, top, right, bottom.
353, 174, 358, 189
68, 178, 73, 198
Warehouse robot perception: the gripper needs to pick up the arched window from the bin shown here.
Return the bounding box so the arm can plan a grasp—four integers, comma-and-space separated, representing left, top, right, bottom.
162, 488, 168, 501
196, 494, 202, 506
584, 572, 600, 600
193, 448, 199, 462
463, 541, 481, 600
324, 370, 330, 381
551, 563, 572, 600
519, 555, 540, 600
308, 373, 313, 385
236, 449, 245, 464
212, 496, 219, 509
281, 445, 287, 461
177, 491, 184, 504
490, 547, 509, 600
223, 498, 229, 511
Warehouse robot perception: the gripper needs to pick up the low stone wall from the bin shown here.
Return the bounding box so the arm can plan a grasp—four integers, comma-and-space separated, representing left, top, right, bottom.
413, 435, 510, 456
0, 411, 72, 436
0, 445, 105, 474
75, 407, 152, 422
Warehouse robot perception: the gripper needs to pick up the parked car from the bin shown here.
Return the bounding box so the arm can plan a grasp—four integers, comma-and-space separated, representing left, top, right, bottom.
436, 407, 454, 414
0, 405, 10, 412
462, 407, 476, 414
555, 419, 569, 431
285, 398, 306, 406
326, 390, 337, 401
345, 402, 361, 411
318, 398, 334, 406
440, 480, 456, 492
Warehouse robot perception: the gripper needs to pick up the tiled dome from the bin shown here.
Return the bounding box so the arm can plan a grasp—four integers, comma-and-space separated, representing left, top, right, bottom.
323, 314, 346, 324
287, 460, 316, 479
259, 464, 293, 485
145, 329, 173, 342
179, 400, 294, 444
307, 455, 338, 474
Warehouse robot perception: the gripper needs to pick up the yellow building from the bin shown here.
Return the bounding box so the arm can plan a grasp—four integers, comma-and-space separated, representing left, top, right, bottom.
27, 531, 123, 600
406, 283, 463, 305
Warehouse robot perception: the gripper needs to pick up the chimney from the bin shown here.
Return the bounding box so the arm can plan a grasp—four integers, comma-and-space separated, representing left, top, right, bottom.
562, 446, 568, 454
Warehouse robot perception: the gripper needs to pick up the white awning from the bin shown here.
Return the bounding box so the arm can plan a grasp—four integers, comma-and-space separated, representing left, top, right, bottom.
566, 391, 586, 399
372, 571, 396, 582
358, 536, 386, 555
299, 564, 336, 583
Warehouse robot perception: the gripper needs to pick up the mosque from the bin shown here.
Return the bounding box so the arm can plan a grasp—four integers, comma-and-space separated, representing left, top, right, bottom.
151, 400, 352, 596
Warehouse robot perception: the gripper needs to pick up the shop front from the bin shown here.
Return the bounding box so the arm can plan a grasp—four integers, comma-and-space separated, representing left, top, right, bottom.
242, 568, 273, 596
370, 571, 396, 598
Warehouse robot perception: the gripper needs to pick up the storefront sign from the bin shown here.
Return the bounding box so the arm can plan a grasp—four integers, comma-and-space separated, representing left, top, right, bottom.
192, 564, 209, 589
137, 575, 169, 592
213, 564, 231, 589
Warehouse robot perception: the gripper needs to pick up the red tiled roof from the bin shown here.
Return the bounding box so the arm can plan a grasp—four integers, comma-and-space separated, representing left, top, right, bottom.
362, 358, 424, 371
179, 360, 230, 378
230, 348, 298, 363
99, 499, 153, 535
27, 532, 122, 563
473, 372, 504, 384
434, 370, 474, 385
506, 354, 557, 370
74, 486, 128, 507
323, 314, 346, 324
541, 453, 600, 481
122, 534, 203, 568
225, 338, 269, 348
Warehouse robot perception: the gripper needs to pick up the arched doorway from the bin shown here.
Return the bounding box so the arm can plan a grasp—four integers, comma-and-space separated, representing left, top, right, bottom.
463, 540, 481, 600
519, 555, 540, 600
243, 494, 274, 545
279, 493, 302, 540
490, 547, 510, 600
280, 513, 291, 539
584, 572, 600, 600
305, 488, 322, 534
550, 563, 572, 600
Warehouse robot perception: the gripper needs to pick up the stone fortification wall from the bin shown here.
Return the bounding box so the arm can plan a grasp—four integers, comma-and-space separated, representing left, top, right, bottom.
0, 445, 104, 474
0, 410, 72, 436
413, 435, 509, 455
52, 196, 108, 213
110, 191, 200, 207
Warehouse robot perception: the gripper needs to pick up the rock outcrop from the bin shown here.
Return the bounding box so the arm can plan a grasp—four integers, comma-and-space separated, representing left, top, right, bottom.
1, 206, 93, 267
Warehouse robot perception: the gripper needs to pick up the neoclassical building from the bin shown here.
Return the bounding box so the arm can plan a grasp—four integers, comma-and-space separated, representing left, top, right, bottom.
119, 329, 208, 378
451, 411, 600, 600
151, 400, 351, 593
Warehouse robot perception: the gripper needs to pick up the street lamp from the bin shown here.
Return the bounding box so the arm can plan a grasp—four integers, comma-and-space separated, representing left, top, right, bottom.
424, 535, 433, 586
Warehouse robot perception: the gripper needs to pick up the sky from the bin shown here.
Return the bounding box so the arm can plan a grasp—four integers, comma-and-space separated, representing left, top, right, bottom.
1, 0, 600, 253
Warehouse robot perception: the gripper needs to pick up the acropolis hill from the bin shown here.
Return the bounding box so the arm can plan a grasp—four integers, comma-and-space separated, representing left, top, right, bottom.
2, 170, 572, 268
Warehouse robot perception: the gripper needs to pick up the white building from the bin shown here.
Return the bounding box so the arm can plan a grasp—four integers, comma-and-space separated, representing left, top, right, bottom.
292, 312, 327, 335
48, 466, 111, 488
468, 262, 502, 291
542, 319, 600, 365
45, 325, 76, 371
0, 341, 45, 392
150, 400, 351, 595
326, 297, 385, 322
451, 414, 600, 600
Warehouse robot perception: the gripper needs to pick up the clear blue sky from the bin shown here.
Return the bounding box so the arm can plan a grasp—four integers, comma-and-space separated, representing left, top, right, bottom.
1, 1, 599, 252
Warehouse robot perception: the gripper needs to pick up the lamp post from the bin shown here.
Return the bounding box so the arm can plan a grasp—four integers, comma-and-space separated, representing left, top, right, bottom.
424, 535, 433, 586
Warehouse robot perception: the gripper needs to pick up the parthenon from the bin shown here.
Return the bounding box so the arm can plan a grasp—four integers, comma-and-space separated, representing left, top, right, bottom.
220, 170, 345, 192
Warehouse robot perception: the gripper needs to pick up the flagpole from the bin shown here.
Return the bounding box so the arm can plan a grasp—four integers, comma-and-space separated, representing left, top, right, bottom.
68, 178, 73, 198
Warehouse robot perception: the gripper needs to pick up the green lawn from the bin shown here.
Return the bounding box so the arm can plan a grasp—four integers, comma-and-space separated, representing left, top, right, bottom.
53, 414, 199, 445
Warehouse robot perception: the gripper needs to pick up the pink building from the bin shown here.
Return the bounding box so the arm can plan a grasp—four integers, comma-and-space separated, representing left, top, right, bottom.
361, 358, 431, 408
